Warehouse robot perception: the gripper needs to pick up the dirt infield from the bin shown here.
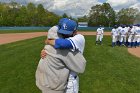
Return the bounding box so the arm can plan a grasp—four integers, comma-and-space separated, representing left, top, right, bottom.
0, 32, 99, 45
0, 32, 47, 45
128, 47, 140, 58
0, 32, 140, 58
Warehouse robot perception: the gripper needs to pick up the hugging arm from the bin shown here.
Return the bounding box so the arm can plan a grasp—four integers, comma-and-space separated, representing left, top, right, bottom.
41, 39, 73, 59
46, 39, 73, 49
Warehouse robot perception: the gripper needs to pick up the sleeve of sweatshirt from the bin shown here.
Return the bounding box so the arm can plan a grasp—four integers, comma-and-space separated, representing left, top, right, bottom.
58, 50, 86, 73
44, 45, 86, 73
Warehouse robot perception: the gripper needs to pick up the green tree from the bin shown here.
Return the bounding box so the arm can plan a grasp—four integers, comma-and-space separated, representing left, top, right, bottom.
0, 3, 5, 26
27, 3, 37, 26
88, 3, 115, 27
78, 15, 88, 22
36, 4, 46, 26
134, 13, 140, 24
117, 8, 139, 25
62, 13, 69, 18
0, 2, 68, 27
15, 6, 28, 26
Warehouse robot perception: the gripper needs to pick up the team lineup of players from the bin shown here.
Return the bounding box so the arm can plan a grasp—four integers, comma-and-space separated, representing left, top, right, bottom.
111, 24, 140, 48
95, 24, 140, 48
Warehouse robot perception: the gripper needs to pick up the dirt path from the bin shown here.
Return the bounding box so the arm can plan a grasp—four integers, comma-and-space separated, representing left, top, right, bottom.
0, 32, 139, 58
128, 47, 140, 58
0, 32, 99, 45
0, 32, 47, 45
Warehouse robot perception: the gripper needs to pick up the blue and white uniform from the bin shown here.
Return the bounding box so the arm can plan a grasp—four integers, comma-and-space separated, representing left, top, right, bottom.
116, 26, 122, 44
101, 27, 104, 39
120, 27, 127, 45
66, 34, 85, 93
128, 26, 135, 47
111, 28, 118, 47
50, 19, 85, 93
133, 25, 140, 47
55, 34, 85, 93
96, 27, 104, 45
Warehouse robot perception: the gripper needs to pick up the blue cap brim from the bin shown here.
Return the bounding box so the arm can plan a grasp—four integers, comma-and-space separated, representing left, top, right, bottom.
58, 29, 73, 35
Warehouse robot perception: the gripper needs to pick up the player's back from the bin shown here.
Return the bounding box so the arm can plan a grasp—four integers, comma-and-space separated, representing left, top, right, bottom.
135, 26, 140, 35
97, 28, 103, 35
111, 28, 117, 36
120, 28, 127, 35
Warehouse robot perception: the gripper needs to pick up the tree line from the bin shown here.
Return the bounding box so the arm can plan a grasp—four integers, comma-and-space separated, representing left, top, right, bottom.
78, 3, 140, 27
0, 2, 139, 27
0, 2, 61, 26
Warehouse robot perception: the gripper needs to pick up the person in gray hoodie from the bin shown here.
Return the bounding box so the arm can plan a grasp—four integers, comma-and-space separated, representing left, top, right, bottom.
44, 19, 85, 93
36, 19, 86, 93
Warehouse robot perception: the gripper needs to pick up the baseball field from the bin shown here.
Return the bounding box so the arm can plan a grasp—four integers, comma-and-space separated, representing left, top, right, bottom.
0, 33, 140, 93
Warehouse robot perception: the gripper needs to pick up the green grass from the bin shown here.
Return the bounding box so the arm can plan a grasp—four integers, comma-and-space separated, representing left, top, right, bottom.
0, 30, 111, 34
0, 30, 47, 34
0, 37, 46, 93
80, 36, 140, 93
0, 36, 140, 93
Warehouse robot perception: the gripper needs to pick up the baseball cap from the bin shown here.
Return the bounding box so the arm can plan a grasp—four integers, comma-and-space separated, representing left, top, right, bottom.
114, 25, 117, 28
58, 19, 78, 35
133, 24, 138, 26
58, 18, 70, 26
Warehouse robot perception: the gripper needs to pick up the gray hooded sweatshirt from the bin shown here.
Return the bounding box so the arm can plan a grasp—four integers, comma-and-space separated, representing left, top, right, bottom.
36, 26, 86, 93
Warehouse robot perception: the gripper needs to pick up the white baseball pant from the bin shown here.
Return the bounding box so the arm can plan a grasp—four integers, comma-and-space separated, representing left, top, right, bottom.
96, 34, 102, 41
120, 35, 127, 43
65, 75, 79, 93
112, 35, 117, 42
128, 35, 134, 43
133, 35, 140, 42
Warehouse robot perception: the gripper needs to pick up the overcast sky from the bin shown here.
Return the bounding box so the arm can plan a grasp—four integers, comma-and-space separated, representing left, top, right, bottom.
0, 0, 140, 18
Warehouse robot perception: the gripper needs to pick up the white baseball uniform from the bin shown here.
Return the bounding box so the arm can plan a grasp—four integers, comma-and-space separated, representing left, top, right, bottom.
120, 27, 127, 45
128, 27, 135, 43
66, 34, 85, 93
111, 28, 118, 43
101, 27, 104, 39
96, 27, 103, 44
117, 26, 122, 42
133, 26, 140, 47
49, 26, 86, 93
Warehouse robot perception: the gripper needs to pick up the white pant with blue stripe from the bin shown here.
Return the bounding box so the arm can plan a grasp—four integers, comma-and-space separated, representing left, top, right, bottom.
65, 72, 79, 93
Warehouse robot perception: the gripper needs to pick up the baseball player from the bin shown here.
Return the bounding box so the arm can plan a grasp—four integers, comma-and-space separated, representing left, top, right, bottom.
131, 24, 138, 47
46, 18, 86, 93
119, 25, 127, 46
46, 33, 85, 93
37, 18, 85, 93
133, 24, 140, 47
116, 25, 122, 46
101, 26, 104, 40
95, 25, 104, 45
111, 25, 118, 47
138, 24, 140, 47
127, 25, 134, 47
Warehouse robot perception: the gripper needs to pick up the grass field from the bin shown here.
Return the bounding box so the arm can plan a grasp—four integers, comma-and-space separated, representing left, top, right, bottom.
0, 30, 47, 34
0, 36, 140, 93
0, 30, 111, 34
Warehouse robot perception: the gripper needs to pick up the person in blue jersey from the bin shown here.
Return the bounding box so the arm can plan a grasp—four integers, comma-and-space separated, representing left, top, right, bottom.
133, 24, 140, 47
111, 25, 118, 47
36, 18, 86, 93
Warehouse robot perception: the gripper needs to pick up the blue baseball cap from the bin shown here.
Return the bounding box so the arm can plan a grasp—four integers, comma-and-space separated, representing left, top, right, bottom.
133, 24, 138, 26
114, 25, 117, 28
58, 19, 78, 35
58, 18, 69, 26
